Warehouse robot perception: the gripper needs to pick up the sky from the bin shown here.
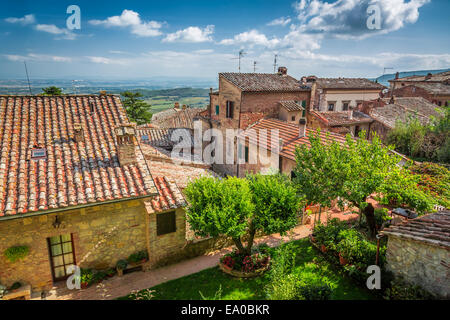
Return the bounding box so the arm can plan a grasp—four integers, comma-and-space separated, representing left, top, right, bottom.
0, 0, 449, 81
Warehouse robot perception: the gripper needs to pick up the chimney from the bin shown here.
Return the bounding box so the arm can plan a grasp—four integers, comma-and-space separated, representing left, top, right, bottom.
99, 90, 107, 96
174, 102, 180, 109
301, 76, 307, 85
115, 124, 137, 166
182, 104, 187, 110
425, 72, 432, 80
73, 123, 84, 142
299, 118, 306, 137
278, 66, 287, 76
395, 72, 399, 80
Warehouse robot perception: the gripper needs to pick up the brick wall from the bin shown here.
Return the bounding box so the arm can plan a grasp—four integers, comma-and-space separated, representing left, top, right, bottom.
392, 85, 450, 106
0, 199, 148, 291
386, 235, 450, 298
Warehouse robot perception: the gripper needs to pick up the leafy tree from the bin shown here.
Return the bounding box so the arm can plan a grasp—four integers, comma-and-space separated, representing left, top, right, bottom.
121, 91, 152, 125
293, 130, 435, 237
42, 86, 63, 95
184, 174, 300, 255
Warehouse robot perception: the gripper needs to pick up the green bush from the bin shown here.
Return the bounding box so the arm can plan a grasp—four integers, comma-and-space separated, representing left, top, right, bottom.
384, 277, 434, 300
80, 268, 94, 285
336, 229, 379, 267
374, 208, 392, 229
116, 259, 128, 270
313, 218, 350, 250
128, 250, 149, 263
4, 245, 29, 263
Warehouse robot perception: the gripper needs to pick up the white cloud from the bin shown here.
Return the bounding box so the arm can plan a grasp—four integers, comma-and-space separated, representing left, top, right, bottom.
4, 53, 72, 63
163, 25, 214, 43
35, 24, 77, 40
220, 30, 280, 48
86, 56, 128, 65
5, 14, 35, 25
293, 0, 430, 39
89, 10, 163, 37
267, 16, 291, 26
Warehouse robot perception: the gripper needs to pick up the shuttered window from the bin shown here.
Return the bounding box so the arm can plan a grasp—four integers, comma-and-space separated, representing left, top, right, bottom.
215, 105, 219, 115
226, 101, 234, 118
157, 211, 176, 236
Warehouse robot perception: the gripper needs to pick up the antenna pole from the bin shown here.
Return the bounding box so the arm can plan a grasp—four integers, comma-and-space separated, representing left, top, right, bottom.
273, 54, 278, 73
24, 61, 32, 95
253, 61, 257, 73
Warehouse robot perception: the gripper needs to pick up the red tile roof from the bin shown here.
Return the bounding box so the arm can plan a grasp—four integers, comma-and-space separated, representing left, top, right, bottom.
239, 118, 349, 161
151, 107, 206, 129
382, 210, 450, 248
220, 73, 310, 92
279, 100, 304, 112
240, 112, 266, 130
145, 176, 186, 213
0, 95, 157, 218
315, 78, 384, 90
310, 110, 373, 126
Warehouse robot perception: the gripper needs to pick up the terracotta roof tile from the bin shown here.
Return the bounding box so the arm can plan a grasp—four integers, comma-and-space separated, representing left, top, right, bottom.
151, 107, 206, 129
316, 78, 384, 90
145, 176, 186, 213
279, 100, 305, 112
382, 210, 450, 248
310, 110, 373, 126
220, 73, 310, 92
0, 95, 157, 217
390, 70, 450, 83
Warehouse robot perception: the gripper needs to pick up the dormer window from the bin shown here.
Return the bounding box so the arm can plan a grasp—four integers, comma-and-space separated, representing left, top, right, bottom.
31, 148, 47, 160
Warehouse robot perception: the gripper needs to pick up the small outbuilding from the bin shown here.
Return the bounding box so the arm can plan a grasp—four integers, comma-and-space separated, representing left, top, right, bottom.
382, 210, 450, 299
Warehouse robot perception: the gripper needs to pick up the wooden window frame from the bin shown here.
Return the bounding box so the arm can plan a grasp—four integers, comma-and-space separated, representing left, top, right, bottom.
47, 234, 76, 282
226, 101, 234, 119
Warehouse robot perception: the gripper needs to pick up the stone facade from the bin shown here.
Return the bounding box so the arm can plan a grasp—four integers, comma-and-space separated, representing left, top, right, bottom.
0, 199, 148, 291
385, 235, 450, 298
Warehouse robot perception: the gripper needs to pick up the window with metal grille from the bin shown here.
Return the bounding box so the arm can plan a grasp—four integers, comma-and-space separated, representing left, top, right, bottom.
226, 101, 234, 118
157, 211, 176, 235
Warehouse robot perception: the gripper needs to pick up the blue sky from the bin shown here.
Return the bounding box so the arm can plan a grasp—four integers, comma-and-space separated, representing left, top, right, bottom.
1, 0, 449, 80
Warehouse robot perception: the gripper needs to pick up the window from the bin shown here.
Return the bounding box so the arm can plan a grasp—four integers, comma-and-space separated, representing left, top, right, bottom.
47, 234, 75, 281
301, 100, 306, 108
342, 102, 349, 111
328, 103, 335, 111
438, 101, 442, 106
226, 101, 234, 118
157, 211, 176, 235
291, 115, 296, 121
290, 170, 297, 180
301, 109, 306, 118
31, 148, 46, 160
355, 125, 360, 137
244, 146, 249, 163
215, 105, 219, 115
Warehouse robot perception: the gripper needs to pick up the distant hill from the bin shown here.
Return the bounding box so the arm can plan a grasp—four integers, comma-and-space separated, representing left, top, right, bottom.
373, 68, 450, 87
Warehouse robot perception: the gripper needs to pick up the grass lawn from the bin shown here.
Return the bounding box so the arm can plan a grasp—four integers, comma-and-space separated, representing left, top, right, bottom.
120, 239, 378, 300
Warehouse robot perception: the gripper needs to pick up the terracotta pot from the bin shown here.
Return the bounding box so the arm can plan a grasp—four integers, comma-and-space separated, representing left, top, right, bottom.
339, 253, 349, 266
81, 282, 89, 289
320, 244, 327, 253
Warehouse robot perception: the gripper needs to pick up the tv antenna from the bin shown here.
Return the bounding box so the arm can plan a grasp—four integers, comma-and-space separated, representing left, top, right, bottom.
232, 50, 246, 73
273, 54, 278, 73
23, 61, 32, 95
383, 67, 393, 76
253, 61, 258, 73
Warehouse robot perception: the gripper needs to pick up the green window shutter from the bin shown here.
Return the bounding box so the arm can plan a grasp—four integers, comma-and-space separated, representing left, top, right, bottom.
245, 146, 249, 163
301, 100, 306, 108
215, 105, 219, 115
302, 109, 306, 117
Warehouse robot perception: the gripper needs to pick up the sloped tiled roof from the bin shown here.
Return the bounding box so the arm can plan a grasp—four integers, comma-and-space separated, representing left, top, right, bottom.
220, 73, 310, 92
239, 118, 348, 161
137, 127, 193, 149
240, 112, 266, 130
391, 70, 450, 83
401, 82, 450, 96
279, 100, 304, 112
382, 210, 450, 248
316, 78, 384, 90
145, 176, 186, 214
0, 95, 157, 218
310, 110, 373, 126
370, 104, 431, 129
151, 107, 206, 129
381, 97, 443, 117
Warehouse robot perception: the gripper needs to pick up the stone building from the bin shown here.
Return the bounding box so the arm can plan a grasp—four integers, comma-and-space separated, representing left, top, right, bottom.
195, 67, 312, 176
308, 109, 373, 137
382, 210, 450, 299
391, 82, 450, 107
0, 94, 216, 293
309, 76, 384, 112
388, 70, 450, 92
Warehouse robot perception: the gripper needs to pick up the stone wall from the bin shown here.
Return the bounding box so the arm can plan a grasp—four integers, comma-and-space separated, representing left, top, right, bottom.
386, 235, 450, 298
0, 199, 148, 291
241, 91, 310, 118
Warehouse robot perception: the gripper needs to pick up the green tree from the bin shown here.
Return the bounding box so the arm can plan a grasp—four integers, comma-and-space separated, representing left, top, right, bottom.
42, 86, 63, 95
121, 91, 152, 125
184, 174, 300, 255
293, 130, 435, 237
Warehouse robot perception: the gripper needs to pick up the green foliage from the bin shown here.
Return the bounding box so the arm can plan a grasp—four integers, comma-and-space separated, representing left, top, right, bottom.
384, 277, 434, 300
41, 86, 63, 95
374, 208, 392, 228
248, 173, 301, 235
80, 268, 94, 285
128, 288, 155, 300
10, 282, 22, 290
116, 259, 128, 270
128, 250, 148, 263
313, 218, 350, 250
294, 129, 436, 214
185, 174, 300, 254
200, 285, 223, 300
121, 91, 152, 125
386, 107, 449, 163
4, 245, 29, 263
296, 278, 333, 300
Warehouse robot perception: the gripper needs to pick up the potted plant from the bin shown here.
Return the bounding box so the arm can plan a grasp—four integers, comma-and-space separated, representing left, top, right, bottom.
106, 268, 116, 278
80, 269, 93, 289
116, 259, 128, 276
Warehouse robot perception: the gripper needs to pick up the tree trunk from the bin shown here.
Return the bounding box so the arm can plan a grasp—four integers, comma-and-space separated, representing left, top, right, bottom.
232, 237, 246, 254
245, 224, 256, 255
363, 202, 377, 238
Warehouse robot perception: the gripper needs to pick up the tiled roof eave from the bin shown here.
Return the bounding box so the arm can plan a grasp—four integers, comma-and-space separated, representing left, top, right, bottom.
382, 230, 450, 250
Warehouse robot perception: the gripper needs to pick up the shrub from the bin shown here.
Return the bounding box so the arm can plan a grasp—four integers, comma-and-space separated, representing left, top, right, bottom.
313, 218, 350, 250
116, 259, 128, 270
266, 274, 299, 300
336, 229, 379, 266
10, 282, 22, 290
80, 268, 94, 286
128, 250, 148, 263
297, 281, 332, 300
384, 277, 434, 300
220, 250, 270, 273
374, 208, 392, 229
4, 245, 29, 263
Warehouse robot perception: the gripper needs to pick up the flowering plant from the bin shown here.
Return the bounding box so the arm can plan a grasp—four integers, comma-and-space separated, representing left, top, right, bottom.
220, 249, 270, 272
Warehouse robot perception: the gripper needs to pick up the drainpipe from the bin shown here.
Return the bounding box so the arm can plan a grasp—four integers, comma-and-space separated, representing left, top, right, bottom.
375, 233, 386, 266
